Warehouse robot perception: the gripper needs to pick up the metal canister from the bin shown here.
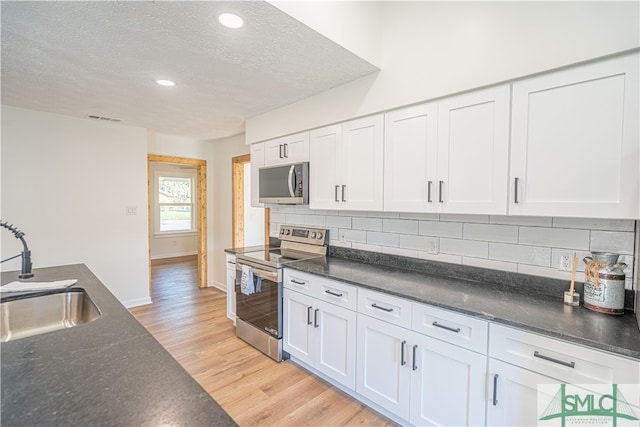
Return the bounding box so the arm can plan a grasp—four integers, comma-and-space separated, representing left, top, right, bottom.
583, 252, 626, 315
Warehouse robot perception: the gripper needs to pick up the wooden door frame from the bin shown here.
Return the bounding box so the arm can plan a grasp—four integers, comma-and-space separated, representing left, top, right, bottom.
148, 154, 208, 289
232, 154, 269, 248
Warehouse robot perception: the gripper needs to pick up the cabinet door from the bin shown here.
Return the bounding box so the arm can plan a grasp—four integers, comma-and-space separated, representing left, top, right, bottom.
250, 143, 264, 208
486, 358, 561, 427
315, 299, 357, 390
264, 132, 310, 166
410, 332, 486, 427
226, 255, 236, 323
384, 103, 438, 212
437, 85, 511, 214
510, 53, 639, 218
342, 115, 384, 211
356, 313, 411, 419
283, 289, 314, 365
309, 124, 342, 209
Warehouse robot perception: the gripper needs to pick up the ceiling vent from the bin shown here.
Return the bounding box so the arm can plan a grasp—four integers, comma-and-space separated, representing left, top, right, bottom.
87, 115, 121, 122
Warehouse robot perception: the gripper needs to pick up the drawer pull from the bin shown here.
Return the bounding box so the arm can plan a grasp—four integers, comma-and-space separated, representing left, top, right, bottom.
290, 279, 306, 286
324, 289, 343, 298
412, 345, 418, 371
227, 261, 235, 265
432, 321, 461, 333
307, 306, 313, 325
371, 303, 393, 313
314, 308, 319, 328
533, 350, 575, 368
492, 374, 499, 406
400, 340, 407, 366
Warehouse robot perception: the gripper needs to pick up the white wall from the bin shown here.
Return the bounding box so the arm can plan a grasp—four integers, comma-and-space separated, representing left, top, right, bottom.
1, 106, 150, 307
269, 0, 383, 67
148, 162, 198, 259
246, 1, 640, 143
209, 133, 251, 288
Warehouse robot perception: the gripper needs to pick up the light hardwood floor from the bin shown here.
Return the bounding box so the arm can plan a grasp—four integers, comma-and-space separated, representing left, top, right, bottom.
130, 256, 398, 427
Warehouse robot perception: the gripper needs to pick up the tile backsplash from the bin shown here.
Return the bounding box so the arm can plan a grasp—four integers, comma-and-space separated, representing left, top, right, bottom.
269, 206, 637, 289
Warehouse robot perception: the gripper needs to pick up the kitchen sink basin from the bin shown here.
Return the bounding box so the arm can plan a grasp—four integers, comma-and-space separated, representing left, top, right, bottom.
1, 288, 101, 342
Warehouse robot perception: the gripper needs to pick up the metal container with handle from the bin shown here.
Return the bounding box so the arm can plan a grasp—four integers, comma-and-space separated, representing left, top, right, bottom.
582, 252, 626, 314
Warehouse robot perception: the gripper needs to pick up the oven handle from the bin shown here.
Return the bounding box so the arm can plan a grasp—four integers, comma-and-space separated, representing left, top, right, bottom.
235, 263, 278, 282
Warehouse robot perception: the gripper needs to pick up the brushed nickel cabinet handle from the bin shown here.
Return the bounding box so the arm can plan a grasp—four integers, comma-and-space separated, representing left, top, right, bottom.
307, 306, 313, 325
283, 143, 288, 158
412, 345, 418, 371
371, 303, 393, 313
314, 308, 319, 328
514, 177, 520, 204
438, 180, 444, 203
335, 185, 339, 202
341, 185, 346, 202
324, 289, 343, 298
492, 374, 499, 406
534, 350, 575, 368
427, 181, 433, 203
400, 340, 407, 366
432, 321, 461, 333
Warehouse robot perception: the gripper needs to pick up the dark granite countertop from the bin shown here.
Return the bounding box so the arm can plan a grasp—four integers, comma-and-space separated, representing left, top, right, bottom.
1, 264, 237, 427
285, 255, 640, 361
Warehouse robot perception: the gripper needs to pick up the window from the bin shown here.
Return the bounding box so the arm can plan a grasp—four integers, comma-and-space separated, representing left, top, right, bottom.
155, 171, 196, 233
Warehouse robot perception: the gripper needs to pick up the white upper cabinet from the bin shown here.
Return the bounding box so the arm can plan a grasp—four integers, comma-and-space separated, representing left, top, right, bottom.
384, 103, 438, 212
437, 85, 511, 214
310, 115, 384, 211
250, 142, 264, 208
383, 85, 510, 214
509, 53, 639, 219
264, 131, 310, 166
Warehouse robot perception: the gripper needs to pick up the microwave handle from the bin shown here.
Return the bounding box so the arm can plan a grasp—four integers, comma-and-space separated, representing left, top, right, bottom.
287, 164, 296, 197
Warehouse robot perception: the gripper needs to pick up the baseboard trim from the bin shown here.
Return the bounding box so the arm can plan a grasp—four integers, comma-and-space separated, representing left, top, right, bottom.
209, 280, 226, 292
123, 296, 152, 308
150, 252, 197, 261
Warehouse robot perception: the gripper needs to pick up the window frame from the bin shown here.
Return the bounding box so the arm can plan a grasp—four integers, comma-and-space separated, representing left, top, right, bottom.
153, 169, 197, 236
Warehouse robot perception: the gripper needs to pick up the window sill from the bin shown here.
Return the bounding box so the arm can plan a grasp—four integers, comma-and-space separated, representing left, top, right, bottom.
153, 231, 198, 239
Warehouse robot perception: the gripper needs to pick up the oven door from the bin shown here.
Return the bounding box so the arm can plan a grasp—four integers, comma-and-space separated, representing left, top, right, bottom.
235, 259, 282, 338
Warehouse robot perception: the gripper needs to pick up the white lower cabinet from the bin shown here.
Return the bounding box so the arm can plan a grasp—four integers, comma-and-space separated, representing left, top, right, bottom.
356, 313, 412, 419
410, 333, 487, 426
486, 358, 561, 427
283, 282, 357, 390
356, 298, 487, 426
225, 254, 236, 324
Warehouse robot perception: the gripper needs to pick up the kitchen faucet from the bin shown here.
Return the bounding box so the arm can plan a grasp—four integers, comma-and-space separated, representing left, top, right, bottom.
1, 220, 34, 279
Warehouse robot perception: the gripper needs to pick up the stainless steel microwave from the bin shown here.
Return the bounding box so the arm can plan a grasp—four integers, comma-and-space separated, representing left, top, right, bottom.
259, 162, 309, 204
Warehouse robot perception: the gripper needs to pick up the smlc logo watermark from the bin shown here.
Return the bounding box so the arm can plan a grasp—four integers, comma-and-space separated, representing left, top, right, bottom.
538, 384, 640, 427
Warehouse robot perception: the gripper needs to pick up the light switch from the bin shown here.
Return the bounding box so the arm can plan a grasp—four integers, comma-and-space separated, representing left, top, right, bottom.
126, 206, 137, 216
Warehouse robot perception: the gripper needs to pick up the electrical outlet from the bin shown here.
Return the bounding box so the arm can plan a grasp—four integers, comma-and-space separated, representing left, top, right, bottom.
426, 237, 439, 255
339, 229, 347, 243
558, 251, 575, 271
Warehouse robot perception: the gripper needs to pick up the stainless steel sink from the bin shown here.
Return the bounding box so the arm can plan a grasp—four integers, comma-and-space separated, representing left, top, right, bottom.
1, 289, 101, 342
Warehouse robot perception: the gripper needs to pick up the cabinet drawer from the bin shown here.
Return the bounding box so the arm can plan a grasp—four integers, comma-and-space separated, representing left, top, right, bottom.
358, 288, 412, 329
225, 254, 236, 271
412, 303, 488, 354
489, 324, 639, 385
314, 277, 357, 311
283, 269, 313, 295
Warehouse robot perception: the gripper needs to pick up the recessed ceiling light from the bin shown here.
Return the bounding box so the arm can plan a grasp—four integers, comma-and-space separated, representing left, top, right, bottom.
156, 79, 176, 87
218, 13, 244, 29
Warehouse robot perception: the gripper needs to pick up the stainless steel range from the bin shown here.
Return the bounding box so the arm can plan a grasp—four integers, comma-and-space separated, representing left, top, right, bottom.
234, 225, 327, 362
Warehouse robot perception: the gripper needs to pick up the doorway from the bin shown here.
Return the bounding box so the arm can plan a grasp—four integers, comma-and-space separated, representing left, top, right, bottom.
232, 154, 269, 248
148, 154, 207, 289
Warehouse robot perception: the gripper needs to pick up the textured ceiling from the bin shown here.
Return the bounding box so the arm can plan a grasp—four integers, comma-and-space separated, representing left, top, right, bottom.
1, 1, 378, 140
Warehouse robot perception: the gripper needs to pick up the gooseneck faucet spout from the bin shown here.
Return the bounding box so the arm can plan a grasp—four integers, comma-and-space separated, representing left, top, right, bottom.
1, 220, 34, 279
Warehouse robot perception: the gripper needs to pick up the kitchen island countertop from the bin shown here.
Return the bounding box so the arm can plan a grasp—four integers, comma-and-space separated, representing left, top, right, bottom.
285, 255, 640, 360
1, 264, 237, 427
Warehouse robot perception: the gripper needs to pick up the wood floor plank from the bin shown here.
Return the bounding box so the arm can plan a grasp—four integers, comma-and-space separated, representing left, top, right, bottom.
130, 256, 398, 427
